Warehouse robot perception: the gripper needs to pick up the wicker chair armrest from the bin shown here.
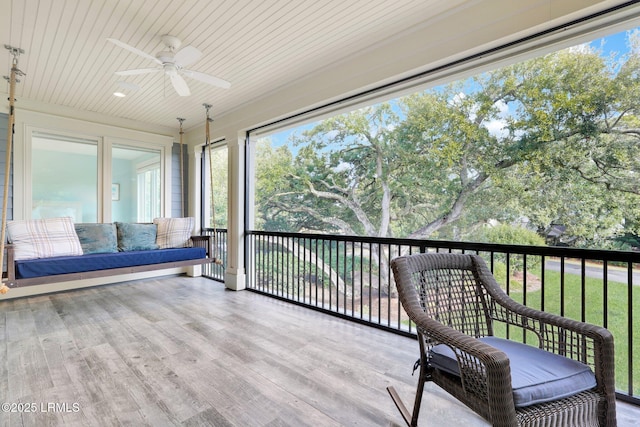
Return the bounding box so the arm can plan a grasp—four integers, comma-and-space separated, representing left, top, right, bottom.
472, 255, 611, 339
502, 296, 612, 343
471, 255, 613, 353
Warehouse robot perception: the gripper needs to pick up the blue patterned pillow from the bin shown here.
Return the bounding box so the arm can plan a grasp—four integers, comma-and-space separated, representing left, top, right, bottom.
74, 223, 118, 254
115, 222, 159, 251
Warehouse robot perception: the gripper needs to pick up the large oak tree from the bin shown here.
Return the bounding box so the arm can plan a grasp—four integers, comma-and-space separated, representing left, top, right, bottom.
255, 36, 640, 249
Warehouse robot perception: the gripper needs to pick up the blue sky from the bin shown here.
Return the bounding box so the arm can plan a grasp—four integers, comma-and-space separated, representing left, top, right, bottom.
592, 28, 633, 56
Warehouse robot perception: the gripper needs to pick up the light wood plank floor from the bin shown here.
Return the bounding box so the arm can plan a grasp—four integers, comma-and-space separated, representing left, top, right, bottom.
0, 276, 637, 426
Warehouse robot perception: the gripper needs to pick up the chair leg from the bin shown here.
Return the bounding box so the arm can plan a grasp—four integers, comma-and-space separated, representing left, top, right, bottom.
387, 385, 413, 426
410, 359, 428, 426
387, 360, 429, 427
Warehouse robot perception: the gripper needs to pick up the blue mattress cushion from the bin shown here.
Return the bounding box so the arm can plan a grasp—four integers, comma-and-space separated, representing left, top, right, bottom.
15, 247, 206, 279
429, 336, 597, 408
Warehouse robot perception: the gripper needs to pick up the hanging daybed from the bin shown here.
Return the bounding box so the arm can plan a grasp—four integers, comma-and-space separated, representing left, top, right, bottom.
3, 218, 213, 288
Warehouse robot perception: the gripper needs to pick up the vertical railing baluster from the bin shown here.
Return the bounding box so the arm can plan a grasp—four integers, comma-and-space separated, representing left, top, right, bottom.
377, 243, 382, 326
628, 261, 634, 396
359, 241, 364, 320
328, 238, 333, 311
522, 254, 527, 344
541, 255, 546, 312
302, 237, 307, 304
603, 261, 608, 329
581, 258, 586, 323
560, 257, 566, 318
350, 240, 354, 316
314, 238, 318, 307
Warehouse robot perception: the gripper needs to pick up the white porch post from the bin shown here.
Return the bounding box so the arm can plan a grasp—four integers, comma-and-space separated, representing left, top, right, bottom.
224, 132, 247, 290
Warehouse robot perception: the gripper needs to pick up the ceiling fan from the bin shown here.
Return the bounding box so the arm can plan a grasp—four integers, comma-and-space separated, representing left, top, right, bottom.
107, 35, 230, 96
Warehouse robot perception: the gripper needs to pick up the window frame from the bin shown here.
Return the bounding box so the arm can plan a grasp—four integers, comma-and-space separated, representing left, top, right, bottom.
16, 111, 173, 223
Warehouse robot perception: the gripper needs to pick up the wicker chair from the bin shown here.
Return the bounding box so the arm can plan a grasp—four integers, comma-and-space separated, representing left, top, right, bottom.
387, 253, 616, 427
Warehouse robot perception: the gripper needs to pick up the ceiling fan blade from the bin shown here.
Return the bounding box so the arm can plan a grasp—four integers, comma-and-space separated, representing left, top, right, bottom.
115, 68, 162, 76
107, 38, 162, 65
170, 73, 191, 96
182, 69, 231, 89
174, 46, 202, 68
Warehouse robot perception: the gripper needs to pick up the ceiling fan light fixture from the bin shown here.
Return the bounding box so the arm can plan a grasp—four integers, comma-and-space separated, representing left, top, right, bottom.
163, 63, 178, 76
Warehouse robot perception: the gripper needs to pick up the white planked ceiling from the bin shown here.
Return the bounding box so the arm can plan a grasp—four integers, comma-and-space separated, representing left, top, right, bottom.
0, 0, 499, 132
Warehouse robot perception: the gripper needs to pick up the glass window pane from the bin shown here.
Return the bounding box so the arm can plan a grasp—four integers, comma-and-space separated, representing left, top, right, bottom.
202, 144, 227, 229
31, 132, 98, 222
112, 145, 161, 223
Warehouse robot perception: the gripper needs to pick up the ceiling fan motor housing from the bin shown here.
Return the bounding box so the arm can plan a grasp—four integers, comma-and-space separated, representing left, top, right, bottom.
160, 34, 182, 51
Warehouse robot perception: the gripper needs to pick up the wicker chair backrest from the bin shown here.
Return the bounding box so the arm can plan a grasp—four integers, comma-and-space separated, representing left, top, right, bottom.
409, 254, 494, 338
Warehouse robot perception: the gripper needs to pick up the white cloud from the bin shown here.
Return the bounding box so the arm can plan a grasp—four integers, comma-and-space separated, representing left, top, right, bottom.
334, 162, 351, 173
484, 118, 508, 138
482, 99, 509, 138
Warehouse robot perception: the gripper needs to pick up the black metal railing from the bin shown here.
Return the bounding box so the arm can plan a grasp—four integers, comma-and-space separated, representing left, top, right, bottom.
246, 230, 639, 403
201, 228, 227, 282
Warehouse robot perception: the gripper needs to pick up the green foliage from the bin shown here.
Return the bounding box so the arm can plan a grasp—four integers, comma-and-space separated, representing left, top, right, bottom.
472, 224, 546, 276
473, 224, 546, 247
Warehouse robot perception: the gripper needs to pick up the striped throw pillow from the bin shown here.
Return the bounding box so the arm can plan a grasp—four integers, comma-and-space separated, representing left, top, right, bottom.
153, 217, 194, 249
7, 217, 83, 260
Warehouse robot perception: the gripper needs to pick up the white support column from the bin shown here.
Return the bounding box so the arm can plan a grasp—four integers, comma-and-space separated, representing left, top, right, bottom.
224, 132, 246, 290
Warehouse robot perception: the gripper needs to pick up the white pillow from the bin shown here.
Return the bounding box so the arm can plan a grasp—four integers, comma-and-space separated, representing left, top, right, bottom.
153, 217, 194, 249
7, 217, 83, 260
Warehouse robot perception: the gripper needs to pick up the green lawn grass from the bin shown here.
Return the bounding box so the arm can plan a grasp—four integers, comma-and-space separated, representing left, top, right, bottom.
494, 265, 639, 395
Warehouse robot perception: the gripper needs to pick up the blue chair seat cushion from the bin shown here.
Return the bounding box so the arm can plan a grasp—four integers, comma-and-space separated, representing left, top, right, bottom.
429, 336, 597, 408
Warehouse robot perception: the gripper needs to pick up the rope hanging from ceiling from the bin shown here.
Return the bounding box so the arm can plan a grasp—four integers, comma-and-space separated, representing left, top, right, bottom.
1, 45, 25, 295
203, 103, 223, 265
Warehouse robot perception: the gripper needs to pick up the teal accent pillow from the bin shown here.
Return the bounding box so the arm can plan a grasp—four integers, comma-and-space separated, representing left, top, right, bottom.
115, 222, 159, 251
74, 223, 118, 254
